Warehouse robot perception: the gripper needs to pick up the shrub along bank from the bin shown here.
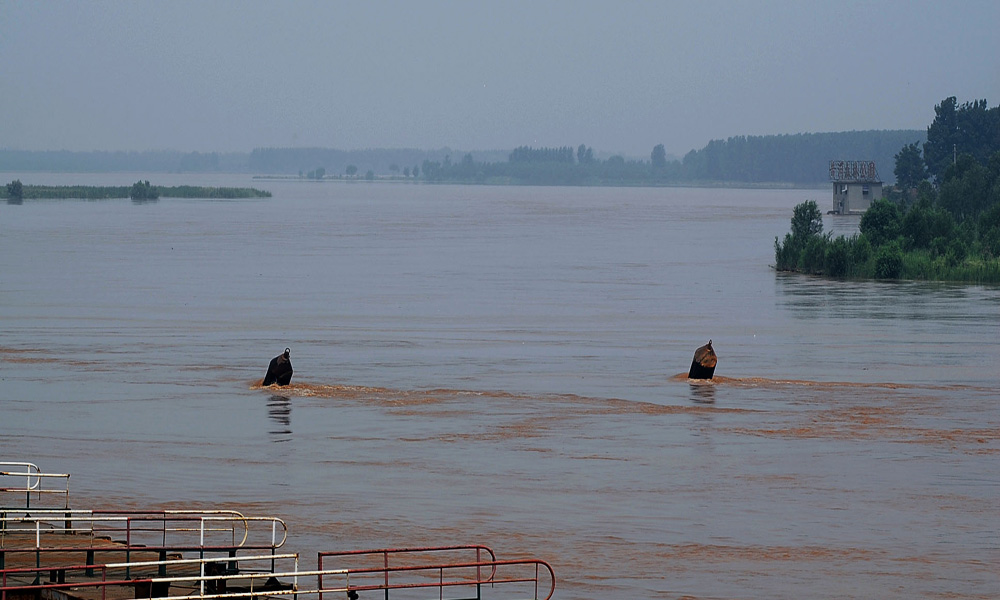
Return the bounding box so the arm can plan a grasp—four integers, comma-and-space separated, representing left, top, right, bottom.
774, 184, 1000, 284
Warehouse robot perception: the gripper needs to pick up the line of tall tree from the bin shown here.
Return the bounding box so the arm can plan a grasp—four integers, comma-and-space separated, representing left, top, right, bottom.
414, 131, 922, 186
774, 97, 1000, 283
246, 147, 502, 176
418, 145, 655, 185
509, 146, 576, 163
680, 130, 921, 184
2, 131, 920, 186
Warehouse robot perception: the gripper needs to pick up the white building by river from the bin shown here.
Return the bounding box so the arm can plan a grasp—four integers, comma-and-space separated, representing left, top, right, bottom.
830, 160, 882, 214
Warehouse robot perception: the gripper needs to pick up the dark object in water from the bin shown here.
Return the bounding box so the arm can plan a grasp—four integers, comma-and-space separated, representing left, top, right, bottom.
263, 348, 293, 386
688, 340, 717, 379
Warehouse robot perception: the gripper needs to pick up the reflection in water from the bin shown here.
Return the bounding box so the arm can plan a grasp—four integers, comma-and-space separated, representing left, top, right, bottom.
267, 395, 291, 442
689, 381, 716, 404
774, 271, 990, 319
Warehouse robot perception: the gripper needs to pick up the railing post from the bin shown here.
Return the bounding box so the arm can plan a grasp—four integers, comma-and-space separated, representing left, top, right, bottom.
125, 518, 131, 580
476, 547, 482, 600
86, 550, 95, 577
199, 518, 206, 598
317, 553, 324, 600
271, 519, 277, 565
33, 521, 41, 585
383, 551, 389, 600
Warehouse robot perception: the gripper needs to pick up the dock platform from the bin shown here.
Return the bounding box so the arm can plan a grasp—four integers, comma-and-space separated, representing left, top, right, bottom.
2, 462, 556, 600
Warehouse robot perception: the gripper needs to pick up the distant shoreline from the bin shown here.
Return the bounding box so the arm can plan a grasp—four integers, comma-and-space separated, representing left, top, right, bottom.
0, 130, 920, 186
1, 183, 272, 201
250, 174, 825, 191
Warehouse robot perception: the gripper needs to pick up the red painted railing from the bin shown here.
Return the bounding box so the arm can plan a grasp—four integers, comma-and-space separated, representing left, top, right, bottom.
319, 546, 555, 600
2, 464, 557, 600
0, 553, 301, 600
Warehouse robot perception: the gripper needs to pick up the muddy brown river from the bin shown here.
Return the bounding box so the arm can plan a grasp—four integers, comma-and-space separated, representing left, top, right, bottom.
2, 175, 997, 598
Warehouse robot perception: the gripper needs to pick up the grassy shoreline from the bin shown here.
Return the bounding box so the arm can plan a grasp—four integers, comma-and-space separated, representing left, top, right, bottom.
775, 200, 1000, 285
2, 183, 271, 200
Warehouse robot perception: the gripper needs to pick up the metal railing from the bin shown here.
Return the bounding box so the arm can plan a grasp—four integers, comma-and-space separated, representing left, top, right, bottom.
0, 509, 287, 548
2, 550, 556, 600
318, 545, 496, 599
0, 462, 70, 510
95, 510, 287, 551
335, 558, 556, 600
0, 465, 556, 600
1, 552, 303, 600
0, 510, 287, 575
319, 545, 555, 600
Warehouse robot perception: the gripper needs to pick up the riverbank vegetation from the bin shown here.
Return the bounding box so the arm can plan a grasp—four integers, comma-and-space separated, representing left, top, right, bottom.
775, 97, 1000, 284
1, 181, 271, 201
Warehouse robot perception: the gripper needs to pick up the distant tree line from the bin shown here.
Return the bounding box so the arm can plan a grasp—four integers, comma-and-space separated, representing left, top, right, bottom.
679, 130, 922, 184
0, 150, 247, 173
509, 146, 576, 163
247, 147, 502, 178
407, 130, 921, 186
774, 97, 1000, 283
417, 147, 657, 185
0, 147, 495, 177
1, 130, 922, 186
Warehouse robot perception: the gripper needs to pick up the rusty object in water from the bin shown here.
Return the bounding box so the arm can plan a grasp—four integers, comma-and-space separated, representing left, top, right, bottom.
263, 347, 293, 386
688, 340, 717, 379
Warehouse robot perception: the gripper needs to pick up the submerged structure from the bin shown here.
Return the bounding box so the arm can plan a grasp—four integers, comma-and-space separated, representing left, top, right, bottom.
263, 348, 293, 386
688, 340, 717, 380
830, 160, 883, 215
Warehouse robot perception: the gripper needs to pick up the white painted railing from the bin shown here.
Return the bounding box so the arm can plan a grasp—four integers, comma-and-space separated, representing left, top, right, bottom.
0, 509, 287, 550
0, 462, 70, 509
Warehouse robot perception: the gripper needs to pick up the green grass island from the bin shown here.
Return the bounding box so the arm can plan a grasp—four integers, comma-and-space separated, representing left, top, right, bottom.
2, 180, 271, 201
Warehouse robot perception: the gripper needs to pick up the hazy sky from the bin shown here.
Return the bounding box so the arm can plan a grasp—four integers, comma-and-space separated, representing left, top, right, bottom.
2, 0, 998, 157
